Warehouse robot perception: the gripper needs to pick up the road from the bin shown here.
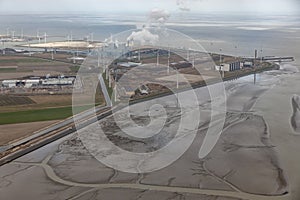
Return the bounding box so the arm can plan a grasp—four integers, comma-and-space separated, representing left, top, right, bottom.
98, 74, 112, 107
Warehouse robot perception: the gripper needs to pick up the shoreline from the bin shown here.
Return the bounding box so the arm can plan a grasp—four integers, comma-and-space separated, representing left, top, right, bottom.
252, 61, 300, 200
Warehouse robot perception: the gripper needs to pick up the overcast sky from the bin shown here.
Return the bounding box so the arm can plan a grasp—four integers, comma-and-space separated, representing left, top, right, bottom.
0, 0, 299, 14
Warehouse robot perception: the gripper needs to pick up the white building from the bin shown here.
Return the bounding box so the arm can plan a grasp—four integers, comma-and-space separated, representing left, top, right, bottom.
41, 77, 75, 86
24, 80, 40, 88
118, 62, 142, 68
215, 61, 241, 72
243, 61, 253, 68
1, 80, 18, 88
1, 77, 75, 88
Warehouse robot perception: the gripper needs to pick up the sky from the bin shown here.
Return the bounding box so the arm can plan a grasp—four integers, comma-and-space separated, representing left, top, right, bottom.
0, 0, 299, 14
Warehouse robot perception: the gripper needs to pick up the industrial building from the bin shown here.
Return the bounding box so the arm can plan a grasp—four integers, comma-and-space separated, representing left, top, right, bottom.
1, 76, 75, 88
215, 61, 241, 72
2, 79, 40, 88
242, 61, 254, 68
170, 61, 193, 69
117, 62, 142, 68
41, 77, 75, 86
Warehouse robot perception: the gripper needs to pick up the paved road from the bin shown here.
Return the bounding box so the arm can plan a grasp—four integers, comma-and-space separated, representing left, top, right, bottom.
98, 74, 112, 107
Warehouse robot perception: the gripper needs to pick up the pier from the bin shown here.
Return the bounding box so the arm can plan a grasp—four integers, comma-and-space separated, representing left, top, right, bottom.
262, 56, 294, 62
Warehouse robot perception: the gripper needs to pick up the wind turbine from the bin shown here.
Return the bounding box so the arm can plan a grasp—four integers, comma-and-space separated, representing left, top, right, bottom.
51, 49, 54, 60
109, 71, 112, 88
11, 31, 15, 39
28, 40, 31, 57
156, 49, 160, 66
21, 28, 24, 39
234, 45, 238, 59
114, 83, 117, 103
44, 32, 47, 43
6, 27, 10, 37
167, 48, 170, 74
176, 69, 179, 89
90, 32, 94, 42
219, 48, 222, 64
187, 48, 190, 61
114, 39, 119, 49
260, 46, 263, 64
97, 48, 100, 67
106, 64, 109, 80
110, 34, 113, 43
37, 30, 41, 43
2, 41, 5, 55
219, 48, 224, 78
100, 47, 109, 80
192, 51, 195, 68
175, 66, 180, 107
138, 49, 141, 61
72, 52, 76, 64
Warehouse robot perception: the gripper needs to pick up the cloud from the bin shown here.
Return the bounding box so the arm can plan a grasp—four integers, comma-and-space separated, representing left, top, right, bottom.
0, 0, 298, 14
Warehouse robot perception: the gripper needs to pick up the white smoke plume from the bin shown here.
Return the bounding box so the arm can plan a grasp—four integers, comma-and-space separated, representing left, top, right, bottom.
177, 0, 203, 12
149, 8, 170, 25
177, 0, 190, 11
127, 28, 159, 46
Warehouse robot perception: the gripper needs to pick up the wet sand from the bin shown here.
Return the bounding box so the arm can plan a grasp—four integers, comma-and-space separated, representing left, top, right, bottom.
0, 64, 296, 199
253, 63, 300, 200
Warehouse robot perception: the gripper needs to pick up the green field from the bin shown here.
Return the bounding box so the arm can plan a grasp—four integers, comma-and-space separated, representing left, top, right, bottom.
0, 58, 49, 63
0, 68, 17, 72
70, 65, 80, 73
0, 105, 94, 125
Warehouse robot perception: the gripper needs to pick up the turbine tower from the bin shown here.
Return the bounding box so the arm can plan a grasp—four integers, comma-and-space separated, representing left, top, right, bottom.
90, 32, 94, 42
187, 48, 190, 61
167, 48, 170, 74
37, 30, 41, 43
51, 49, 54, 60
44, 32, 47, 43
192, 52, 195, 68
21, 28, 24, 39
156, 50, 160, 66
28, 41, 31, 57
11, 31, 15, 39
6, 27, 10, 37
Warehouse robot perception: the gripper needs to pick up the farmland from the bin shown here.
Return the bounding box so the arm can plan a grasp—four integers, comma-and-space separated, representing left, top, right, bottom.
0, 95, 35, 106
0, 105, 94, 125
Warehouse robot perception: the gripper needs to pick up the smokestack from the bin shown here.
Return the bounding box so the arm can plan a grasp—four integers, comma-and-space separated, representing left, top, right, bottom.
255, 49, 258, 59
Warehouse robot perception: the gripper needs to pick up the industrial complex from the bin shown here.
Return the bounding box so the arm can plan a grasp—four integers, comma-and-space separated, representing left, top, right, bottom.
1, 75, 75, 88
